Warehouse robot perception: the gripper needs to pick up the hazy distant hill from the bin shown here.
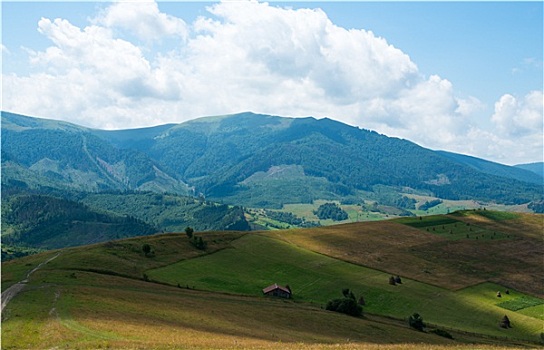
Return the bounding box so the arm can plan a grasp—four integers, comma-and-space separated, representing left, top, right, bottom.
515, 162, 544, 179
3, 111, 542, 210
436, 151, 542, 185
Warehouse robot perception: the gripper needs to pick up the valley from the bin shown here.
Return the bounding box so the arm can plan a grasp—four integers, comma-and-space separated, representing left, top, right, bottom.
1, 111, 543, 348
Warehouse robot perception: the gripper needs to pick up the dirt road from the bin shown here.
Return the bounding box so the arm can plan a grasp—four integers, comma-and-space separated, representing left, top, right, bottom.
1, 253, 60, 313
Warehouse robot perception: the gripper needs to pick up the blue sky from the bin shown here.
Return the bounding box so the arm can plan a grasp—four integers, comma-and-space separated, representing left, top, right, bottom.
2, 1, 543, 165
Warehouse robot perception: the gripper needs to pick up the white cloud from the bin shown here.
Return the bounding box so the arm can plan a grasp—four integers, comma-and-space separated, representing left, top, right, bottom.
94, 1, 187, 42
491, 91, 543, 137
2, 1, 542, 165
1, 44, 10, 55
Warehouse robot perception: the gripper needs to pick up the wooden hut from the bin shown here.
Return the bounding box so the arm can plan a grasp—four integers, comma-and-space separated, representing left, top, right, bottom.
262, 283, 291, 299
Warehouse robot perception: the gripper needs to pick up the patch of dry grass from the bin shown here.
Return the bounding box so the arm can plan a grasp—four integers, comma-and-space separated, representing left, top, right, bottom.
267, 212, 543, 297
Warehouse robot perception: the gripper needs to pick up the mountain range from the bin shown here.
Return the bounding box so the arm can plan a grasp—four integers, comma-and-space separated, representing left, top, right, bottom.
2, 111, 542, 209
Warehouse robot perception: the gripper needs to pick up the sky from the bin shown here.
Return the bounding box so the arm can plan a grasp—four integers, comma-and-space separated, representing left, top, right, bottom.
2, 1, 543, 165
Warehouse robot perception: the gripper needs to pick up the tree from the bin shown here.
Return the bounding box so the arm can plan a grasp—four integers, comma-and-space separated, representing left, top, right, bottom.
395, 275, 402, 284
313, 203, 348, 221
185, 226, 194, 238
192, 235, 207, 250
142, 243, 151, 257
326, 289, 362, 317
389, 276, 397, 285
500, 315, 512, 329
408, 313, 425, 331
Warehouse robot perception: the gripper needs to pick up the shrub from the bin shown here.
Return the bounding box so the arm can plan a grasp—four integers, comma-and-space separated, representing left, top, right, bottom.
499, 315, 512, 329
326, 289, 363, 317
389, 276, 396, 285
192, 235, 207, 250
326, 298, 362, 317
408, 313, 425, 331
142, 243, 151, 256
431, 329, 453, 339
185, 226, 194, 238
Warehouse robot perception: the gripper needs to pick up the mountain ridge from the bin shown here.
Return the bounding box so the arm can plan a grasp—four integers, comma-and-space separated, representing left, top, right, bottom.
2, 111, 542, 209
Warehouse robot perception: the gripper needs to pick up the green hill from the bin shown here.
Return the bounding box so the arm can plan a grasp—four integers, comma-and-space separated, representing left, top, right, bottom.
2, 211, 542, 349
1, 190, 250, 259
1, 193, 157, 257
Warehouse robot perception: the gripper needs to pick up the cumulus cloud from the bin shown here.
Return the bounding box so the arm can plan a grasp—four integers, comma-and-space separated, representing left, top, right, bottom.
2, 0, 542, 164
94, 1, 187, 42
491, 91, 543, 137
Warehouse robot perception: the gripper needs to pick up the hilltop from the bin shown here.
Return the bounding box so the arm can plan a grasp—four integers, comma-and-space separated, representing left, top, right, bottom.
2, 210, 542, 349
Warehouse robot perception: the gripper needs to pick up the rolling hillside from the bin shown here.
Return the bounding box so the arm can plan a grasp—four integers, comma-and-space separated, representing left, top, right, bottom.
1, 189, 250, 259
2, 211, 542, 349
1, 193, 157, 252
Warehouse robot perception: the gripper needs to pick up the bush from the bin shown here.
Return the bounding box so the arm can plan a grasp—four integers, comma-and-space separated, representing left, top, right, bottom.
192, 235, 207, 250
326, 289, 362, 317
185, 226, 194, 238
142, 243, 151, 256
499, 315, 512, 329
408, 313, 425, 331
431, 328, 453, 339
314, 203, 348, 221
326, 298, 362, 317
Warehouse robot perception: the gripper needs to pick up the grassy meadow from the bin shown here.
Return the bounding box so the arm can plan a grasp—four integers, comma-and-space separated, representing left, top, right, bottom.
148, 234, 543, 342
2, 210, 543, 349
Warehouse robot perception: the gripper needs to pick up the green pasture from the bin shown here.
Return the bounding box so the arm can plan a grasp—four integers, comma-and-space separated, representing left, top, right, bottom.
1, 250, 60, 292
147, 234, 543, 342
2, 269, 460, 349
281, 201, 390, 225
394, 215, 511, 241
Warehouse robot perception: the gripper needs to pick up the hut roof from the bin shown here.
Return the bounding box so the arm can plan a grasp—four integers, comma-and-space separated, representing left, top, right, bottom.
262, 283, 290, 294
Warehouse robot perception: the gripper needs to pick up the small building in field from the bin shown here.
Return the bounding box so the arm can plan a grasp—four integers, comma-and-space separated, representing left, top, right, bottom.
262, 283, 291, 299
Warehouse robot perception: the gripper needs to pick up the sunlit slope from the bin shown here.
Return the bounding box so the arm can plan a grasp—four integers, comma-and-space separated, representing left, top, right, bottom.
148, 234, 543, 343
3, 240, 462, 349
268, 211, 543, 297
1, 271, 464, 349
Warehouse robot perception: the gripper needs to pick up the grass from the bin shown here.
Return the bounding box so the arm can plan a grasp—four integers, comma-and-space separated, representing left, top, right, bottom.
497, 295, 544, 311
394, 215, 511, 241
40, 231, 245, 279
2, 210, 543, 349
147, 234, 543, 343
267, 211, 543, 297
2, 270, 469, 349
1, 250, 60, 291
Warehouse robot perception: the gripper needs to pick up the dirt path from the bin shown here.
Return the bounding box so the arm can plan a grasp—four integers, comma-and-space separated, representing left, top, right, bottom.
1, 253, 60, 313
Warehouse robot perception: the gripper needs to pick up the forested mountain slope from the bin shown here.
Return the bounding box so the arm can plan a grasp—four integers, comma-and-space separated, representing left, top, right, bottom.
1, 111, 189, 194
93, 112, 543, 206
3, 111, 543, 211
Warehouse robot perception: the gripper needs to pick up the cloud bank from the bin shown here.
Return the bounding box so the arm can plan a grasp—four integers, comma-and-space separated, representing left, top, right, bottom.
3, 1, 542, 165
